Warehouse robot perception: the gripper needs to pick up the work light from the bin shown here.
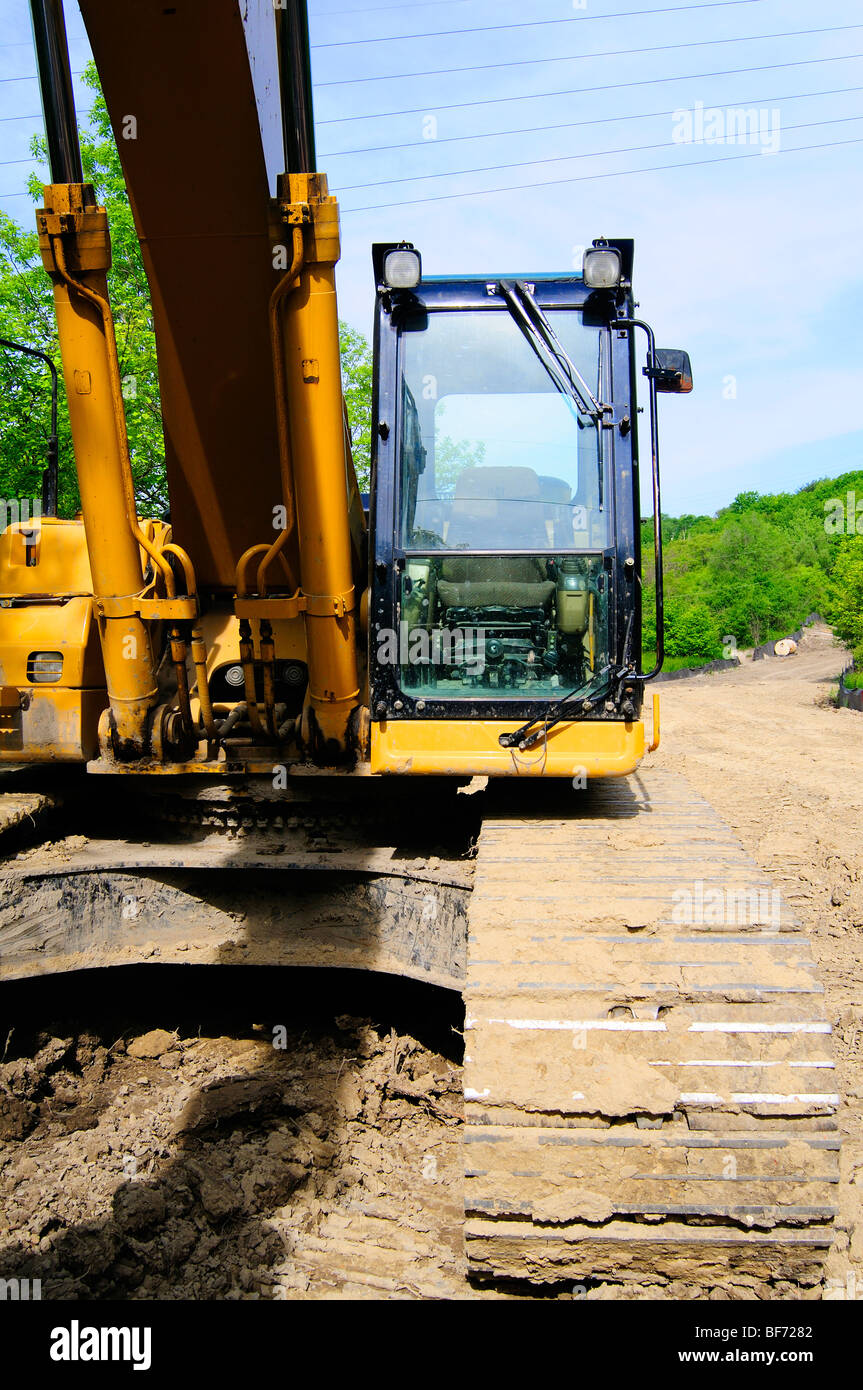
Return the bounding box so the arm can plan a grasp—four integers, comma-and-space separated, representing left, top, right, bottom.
27, 651, 63, 683
583, 244, 622, 290
383, 245, 422, 289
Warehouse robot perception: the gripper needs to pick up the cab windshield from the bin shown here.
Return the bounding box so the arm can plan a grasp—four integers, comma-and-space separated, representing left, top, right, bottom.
398, 306, 609, 552
393, 305, 614, 703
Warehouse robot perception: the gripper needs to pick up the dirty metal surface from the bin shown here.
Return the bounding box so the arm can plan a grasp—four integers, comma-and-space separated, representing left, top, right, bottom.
0, 786, 475, 990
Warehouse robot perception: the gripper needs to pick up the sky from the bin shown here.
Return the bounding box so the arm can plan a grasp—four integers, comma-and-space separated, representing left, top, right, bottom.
1, 0, 861, 516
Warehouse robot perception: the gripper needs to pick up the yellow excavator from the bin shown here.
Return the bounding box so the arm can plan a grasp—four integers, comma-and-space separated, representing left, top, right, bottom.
0, 0, 837, 1289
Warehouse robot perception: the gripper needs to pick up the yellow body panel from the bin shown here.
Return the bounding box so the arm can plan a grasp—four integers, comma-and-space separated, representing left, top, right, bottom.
0, 517, 107, 760
0, 516, 93, 596
200, 607, 308, 679
0, 595, 102, 689
0, 518, 104, 688
371, 718, 644, 777
0, 687, 106, 762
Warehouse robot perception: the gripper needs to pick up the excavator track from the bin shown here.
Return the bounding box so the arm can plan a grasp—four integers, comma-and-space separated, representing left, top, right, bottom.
463, 769, 838, 1288
0, 783, 59, 846
0, 791, 52, 835
0, 779, 478, 990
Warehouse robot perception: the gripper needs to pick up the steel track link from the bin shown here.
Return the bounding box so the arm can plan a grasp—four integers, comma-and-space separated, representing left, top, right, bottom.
463, 769, 838, 1287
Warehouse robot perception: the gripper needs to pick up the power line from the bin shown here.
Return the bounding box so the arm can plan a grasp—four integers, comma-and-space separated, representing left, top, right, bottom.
0, 69, 86, 84
313, 0, 775, 48
320, 85, 863, 158
317, 52, 863, 123
317, 23, 863, 87
0, 107, 94, 125
337, 112, 863, 193
0, 34, 87, 48
6, 90, 855, 179
341, 133, 863, 214
315, 0, 472, 15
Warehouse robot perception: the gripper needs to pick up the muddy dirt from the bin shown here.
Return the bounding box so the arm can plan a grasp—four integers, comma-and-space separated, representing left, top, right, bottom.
0, 992, 471, 1300
0, 621, 860, 1300
654, 621, 863, 1303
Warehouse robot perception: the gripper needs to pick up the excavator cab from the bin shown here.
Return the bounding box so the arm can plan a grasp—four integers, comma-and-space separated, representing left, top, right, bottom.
368, 241, 686, 777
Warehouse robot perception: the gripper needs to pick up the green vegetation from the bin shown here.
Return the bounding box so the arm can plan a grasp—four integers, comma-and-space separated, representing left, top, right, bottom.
827, 535, 863, 666
433, 400, 488, 497
0, 63, 164, 516
641, 471, 863, 667
0, 62, 374, 514
640, 651, 720, 674
338, 320, 373, 490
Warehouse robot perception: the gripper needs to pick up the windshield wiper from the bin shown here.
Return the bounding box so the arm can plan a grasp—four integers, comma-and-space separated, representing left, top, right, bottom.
498, 280, 605, 423
500, 610, 638, 751
498, 672, 611, 751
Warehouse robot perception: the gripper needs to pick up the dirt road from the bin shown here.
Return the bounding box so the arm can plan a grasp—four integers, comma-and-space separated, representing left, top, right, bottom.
653, 622, 863, 1302
0, 622, 859, 1300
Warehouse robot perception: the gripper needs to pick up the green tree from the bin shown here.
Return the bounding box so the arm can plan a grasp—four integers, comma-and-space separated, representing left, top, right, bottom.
638, 471, 863, 664
663, 599, 722, 661
828, 535, 863, 663
339, 320, 373, 490
725, 489, 761, 514
431, 399, 487, 496
0, 62, 165, 516
433, 436, 488, 496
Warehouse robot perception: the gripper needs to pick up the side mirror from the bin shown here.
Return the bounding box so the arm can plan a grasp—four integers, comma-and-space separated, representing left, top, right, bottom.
650, 348, 693, 394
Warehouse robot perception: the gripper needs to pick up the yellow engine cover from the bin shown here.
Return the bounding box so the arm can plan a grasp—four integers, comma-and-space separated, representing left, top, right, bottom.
0, 517, 106, 762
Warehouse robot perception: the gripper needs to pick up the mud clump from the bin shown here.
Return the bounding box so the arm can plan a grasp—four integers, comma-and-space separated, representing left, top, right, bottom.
127, 1030, 177, 1060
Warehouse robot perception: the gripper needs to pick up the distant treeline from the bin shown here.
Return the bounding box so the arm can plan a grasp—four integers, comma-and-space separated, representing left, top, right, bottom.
641, 470, 863, 666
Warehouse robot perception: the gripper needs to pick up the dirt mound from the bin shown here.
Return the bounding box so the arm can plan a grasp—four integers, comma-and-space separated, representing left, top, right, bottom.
0, 1018, 465, 1299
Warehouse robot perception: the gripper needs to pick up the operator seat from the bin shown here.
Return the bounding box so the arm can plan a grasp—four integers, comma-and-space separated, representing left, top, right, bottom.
537, 474, 575, 548
438, 466, 554, 610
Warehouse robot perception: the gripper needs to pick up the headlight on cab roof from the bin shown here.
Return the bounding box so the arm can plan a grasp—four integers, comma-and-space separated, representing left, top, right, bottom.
383, 245, 422, 289
583, 244, 622, 290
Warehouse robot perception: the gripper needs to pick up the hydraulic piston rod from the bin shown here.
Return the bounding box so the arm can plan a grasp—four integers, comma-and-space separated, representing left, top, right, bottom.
30, 0, 158, 758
